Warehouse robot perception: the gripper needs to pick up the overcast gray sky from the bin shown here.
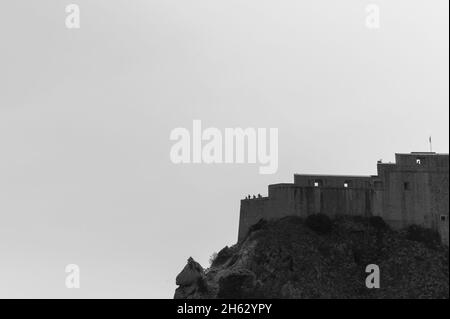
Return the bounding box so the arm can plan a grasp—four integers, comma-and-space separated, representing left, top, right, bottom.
0, 0, 448, 298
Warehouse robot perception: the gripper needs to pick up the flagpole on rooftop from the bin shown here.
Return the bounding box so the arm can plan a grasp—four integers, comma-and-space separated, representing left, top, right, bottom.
429, 136, 433, 152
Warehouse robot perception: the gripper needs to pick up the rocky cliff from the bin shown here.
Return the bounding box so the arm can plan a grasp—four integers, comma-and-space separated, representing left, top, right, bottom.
174, 215, 449, 299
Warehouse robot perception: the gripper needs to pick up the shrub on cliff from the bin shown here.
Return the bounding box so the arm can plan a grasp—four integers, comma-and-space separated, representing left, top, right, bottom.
246, 219, 268, 238
211, 246, 234, 267
217, 270, 256, 299
368, 216, 389, 231
209, 252, 218, 266
305, 214, 332, 234
405, 224, 441, 249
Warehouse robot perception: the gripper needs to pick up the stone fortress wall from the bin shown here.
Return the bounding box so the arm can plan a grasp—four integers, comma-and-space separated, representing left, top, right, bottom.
238, 152, 449, 246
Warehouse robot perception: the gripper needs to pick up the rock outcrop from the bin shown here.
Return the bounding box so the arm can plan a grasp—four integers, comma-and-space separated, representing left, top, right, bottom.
174, 257, 207, 299
174, 216, 449, 299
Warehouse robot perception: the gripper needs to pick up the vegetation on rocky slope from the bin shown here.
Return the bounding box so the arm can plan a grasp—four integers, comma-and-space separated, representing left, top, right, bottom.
175, 215, 449, 299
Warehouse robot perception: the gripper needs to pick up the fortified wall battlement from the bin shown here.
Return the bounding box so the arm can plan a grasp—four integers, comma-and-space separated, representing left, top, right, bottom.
238, 152, 449, 245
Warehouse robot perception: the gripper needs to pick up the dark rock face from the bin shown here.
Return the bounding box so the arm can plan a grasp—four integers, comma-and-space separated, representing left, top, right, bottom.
174, 257, 206, 299
174, 216, 449, 299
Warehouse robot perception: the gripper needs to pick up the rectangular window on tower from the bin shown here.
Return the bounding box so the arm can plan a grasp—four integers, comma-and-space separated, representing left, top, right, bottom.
404, 182, 411, 191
